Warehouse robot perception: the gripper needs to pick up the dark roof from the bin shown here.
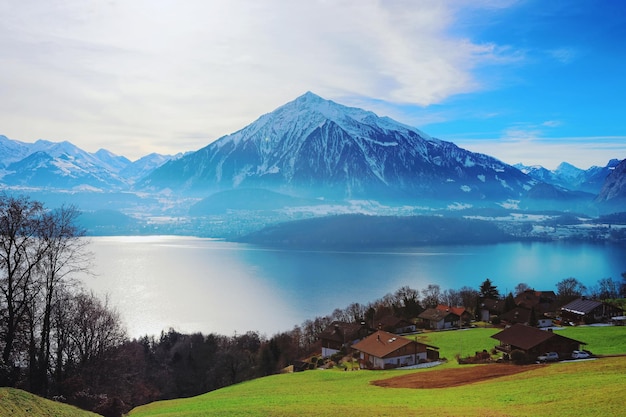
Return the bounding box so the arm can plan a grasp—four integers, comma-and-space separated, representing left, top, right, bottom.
491, 324, 585, 350
351, 330, 438, 358
318, 321, 365, 344
500, 307, 532, 324
418, 308, 454, 322
377, 315, 413, 328
561, 298, 603, 315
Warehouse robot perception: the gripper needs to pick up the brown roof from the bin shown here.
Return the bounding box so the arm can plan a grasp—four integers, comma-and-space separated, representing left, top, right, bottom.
377, 315, 413, 328
418, 308, 454, 322
499, 307, 532, 324
491, 324, 585, 350
351, 330, 436, 359
318, 321, 365, 344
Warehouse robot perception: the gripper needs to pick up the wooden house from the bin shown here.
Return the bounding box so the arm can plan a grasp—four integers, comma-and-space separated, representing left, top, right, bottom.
351, 330, 439, 369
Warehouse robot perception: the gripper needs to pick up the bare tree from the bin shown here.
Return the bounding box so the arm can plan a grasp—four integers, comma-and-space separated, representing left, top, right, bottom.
0, 195, 47, 384
421, 284, 441, 308
31, 205, 90, 394
556, 277, 586, 304
514, 282, 531, 296
66, 291, 127, 366
441, 288, 462, 307
458, 286, 479, 315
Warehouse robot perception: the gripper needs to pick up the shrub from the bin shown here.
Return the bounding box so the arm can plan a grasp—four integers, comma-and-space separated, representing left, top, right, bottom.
510, 349, 531, 365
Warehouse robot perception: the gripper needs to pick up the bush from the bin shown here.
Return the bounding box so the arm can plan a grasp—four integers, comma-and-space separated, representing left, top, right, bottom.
510, 349, 531, 365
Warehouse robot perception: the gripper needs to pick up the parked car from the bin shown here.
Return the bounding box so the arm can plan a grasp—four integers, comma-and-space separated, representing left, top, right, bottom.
537, 352, 559, 362
571, 350, 590, 359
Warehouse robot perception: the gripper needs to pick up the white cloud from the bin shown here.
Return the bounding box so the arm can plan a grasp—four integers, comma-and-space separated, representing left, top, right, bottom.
0, 0, 513, 159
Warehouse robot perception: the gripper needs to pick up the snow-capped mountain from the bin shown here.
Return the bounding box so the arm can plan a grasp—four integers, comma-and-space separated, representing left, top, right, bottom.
596, 158, 626, 203
0, 135, 177, 190
515, 160, 619, 194
140, 92, 537, 204
2, 148, 128, 191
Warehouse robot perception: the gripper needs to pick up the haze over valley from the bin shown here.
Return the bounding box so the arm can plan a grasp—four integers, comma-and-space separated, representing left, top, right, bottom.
1, 93, 625, 245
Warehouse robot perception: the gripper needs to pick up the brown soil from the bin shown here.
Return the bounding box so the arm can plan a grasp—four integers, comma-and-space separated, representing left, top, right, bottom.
372, 364, 545, 389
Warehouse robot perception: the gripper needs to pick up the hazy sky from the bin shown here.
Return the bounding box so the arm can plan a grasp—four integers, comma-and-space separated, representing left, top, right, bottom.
1, 0, 625, 169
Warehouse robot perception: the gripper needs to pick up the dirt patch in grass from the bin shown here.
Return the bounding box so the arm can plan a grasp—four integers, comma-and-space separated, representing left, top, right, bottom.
372, 364, 545, 389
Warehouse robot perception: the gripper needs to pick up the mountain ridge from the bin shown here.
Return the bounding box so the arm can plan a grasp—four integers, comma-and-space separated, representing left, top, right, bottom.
139, 92, 538, 205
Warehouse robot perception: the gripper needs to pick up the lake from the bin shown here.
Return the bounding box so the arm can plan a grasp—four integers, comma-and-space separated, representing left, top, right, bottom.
78, 236, 626, 338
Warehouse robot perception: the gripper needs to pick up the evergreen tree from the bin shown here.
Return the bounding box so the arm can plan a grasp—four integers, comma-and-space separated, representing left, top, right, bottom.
479, 278, 499, 300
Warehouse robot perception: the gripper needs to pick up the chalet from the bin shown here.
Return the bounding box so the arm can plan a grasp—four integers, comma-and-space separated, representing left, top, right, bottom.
351, 330, 439, 369
491, 324, 586, 360
376, 315, 416, 334
514, 290, 559, 315
560, 298, 624, 324
436, 305, 472, 326
499, 306, 553, 328
418, 308, 457, 330
319, 321, 369, 358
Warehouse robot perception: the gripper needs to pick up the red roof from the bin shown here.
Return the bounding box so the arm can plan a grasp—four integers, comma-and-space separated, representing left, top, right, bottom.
436, 304, 467, 317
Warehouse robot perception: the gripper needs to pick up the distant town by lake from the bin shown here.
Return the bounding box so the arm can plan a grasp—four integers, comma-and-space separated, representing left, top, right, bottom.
78, 236, 626, 338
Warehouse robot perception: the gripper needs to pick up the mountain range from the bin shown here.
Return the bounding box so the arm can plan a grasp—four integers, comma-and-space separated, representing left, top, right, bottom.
0, 92, 624, 236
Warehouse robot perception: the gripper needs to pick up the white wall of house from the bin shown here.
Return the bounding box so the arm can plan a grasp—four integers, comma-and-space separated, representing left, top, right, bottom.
360, 352, 427, 369
321, 347, 340, 358
537, 318, 553, 328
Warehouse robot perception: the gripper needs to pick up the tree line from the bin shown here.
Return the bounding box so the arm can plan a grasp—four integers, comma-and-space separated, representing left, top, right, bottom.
2, 194, 625, 417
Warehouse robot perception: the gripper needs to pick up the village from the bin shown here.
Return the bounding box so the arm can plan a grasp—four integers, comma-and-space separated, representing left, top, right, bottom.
315, 289, 625, 371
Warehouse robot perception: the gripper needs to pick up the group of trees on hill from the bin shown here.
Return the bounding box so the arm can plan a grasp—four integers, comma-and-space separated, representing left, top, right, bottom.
0, 195, 126, 412
2, 194, 625, 417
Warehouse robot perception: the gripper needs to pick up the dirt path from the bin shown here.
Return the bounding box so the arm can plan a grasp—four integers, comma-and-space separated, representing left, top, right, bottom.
372, 364, 545, 389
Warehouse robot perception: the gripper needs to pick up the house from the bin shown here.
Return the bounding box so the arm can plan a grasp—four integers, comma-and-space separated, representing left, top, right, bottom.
351, 330, 439, 369
418, 308, 458, 330
479, 298, 504, 322
376, 315, 416, 334
319, 321, 369, 358
560, 298, 624, 324
491, 324, 586, 360
436, 305, 472, 326
500, 306, 553, 328
515, 290, 559, 315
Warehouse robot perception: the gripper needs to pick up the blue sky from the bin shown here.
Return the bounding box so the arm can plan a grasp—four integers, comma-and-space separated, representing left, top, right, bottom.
1, 0, 624, 169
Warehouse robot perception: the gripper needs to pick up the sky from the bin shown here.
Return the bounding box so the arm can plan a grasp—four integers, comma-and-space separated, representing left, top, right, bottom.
1, 0, 625, 169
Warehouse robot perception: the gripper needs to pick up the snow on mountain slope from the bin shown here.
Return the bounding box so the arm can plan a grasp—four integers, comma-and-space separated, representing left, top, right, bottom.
140, 92, 536, 203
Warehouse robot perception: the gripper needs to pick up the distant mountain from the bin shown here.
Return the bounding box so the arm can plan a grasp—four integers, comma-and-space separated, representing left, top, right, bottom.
596, 158, 626, 204
140, 92, 536, 205
0, 135, 178, 190
515, 159, 619, 194
94, 148, 132, 173
2, 149, 128, 191
120, 152, 178, 182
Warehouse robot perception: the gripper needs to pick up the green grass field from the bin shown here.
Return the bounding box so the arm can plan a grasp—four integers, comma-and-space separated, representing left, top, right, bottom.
0, 387, 100, 417
127, 325, 626, 417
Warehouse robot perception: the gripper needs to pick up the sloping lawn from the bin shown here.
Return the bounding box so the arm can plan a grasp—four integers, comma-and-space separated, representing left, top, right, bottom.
128, 325, 626, 416
128, 356, 626, 417
0, 388, 101, 417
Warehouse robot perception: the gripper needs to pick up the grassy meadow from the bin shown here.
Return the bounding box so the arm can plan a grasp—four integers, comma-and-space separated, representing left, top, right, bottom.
0, 387, 100, 417
127, 325, 626, 417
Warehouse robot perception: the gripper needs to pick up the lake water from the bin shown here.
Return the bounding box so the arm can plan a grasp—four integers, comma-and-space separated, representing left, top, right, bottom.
78, 236, 626, 338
